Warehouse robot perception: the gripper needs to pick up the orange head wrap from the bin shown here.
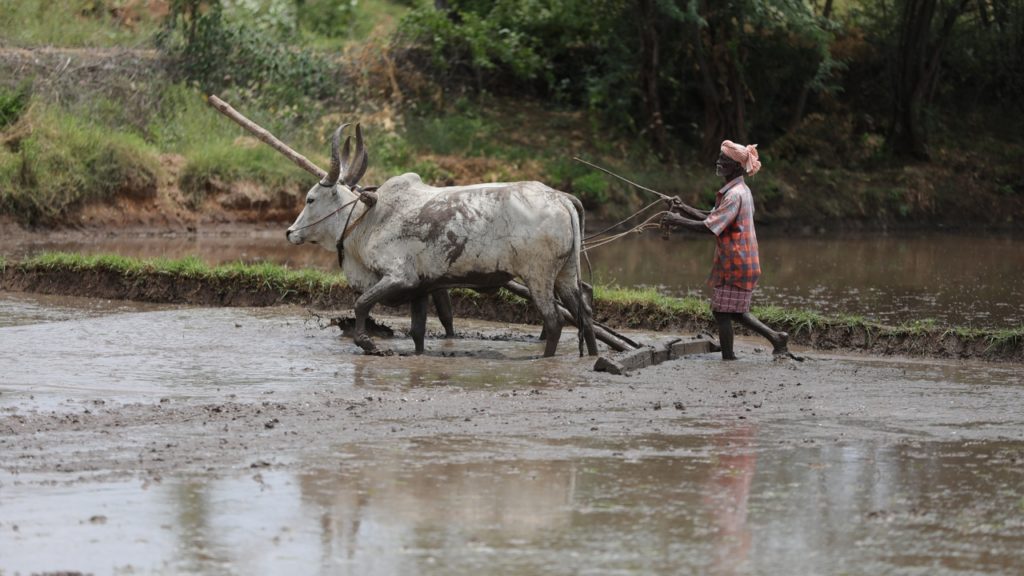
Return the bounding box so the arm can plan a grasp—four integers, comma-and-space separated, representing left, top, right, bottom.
720, 140, 761, 176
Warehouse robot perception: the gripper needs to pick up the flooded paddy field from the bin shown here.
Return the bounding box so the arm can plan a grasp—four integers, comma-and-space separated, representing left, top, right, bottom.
2, 292, 1023, 575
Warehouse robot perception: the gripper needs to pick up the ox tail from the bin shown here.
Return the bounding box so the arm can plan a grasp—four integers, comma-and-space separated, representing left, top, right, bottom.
563, 193, 589, 357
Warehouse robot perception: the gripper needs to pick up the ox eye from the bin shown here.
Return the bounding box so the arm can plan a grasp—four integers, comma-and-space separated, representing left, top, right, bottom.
306, 197, 315, 205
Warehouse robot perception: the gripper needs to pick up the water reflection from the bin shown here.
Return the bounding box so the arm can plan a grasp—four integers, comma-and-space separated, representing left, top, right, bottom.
4, 435, 1022, 575
704, 426, 757, 575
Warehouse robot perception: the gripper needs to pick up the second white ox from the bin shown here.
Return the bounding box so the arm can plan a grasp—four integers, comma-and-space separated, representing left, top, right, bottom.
286, 124, 598, 357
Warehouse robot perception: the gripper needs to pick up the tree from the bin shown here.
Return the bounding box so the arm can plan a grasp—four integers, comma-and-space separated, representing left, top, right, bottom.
888, 0, 972, 160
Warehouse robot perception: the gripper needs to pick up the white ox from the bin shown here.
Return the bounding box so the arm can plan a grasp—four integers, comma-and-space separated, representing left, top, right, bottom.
286, 124, 598, 357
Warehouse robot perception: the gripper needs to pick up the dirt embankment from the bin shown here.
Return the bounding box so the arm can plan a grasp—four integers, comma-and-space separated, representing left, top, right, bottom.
2, 262, 1021, 363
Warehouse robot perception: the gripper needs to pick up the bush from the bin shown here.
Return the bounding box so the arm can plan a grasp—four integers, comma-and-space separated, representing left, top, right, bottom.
158, 1, 341, 108
178, 142, 307, 207
0, 0, 160, 47
0, 82, 31, 129
0, 104, 160, 225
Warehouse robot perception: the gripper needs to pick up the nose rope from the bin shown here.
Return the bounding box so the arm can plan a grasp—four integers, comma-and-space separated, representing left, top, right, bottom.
289, 198, 359, 233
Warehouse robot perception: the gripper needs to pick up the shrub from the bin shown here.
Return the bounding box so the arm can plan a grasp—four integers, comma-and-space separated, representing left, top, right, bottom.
178, 142, 308, 207
158, 1, 341, 108
0, 82, 31, 129
0, 104, 160, 225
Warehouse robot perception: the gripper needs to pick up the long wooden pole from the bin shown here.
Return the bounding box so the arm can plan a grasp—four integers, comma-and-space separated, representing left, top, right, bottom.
504, 281, 638, 352
206, 94, 327, 180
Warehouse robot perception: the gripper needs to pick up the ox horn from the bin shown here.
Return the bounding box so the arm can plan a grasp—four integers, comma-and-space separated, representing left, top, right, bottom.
322, 122, 350, 186
345, 123, 369, 187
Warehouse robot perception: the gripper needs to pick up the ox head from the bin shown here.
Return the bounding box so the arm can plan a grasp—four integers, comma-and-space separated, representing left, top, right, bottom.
286, 123, 369, 249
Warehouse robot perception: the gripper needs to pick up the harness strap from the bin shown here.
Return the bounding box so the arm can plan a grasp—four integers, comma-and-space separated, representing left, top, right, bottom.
341, 206, 371, 242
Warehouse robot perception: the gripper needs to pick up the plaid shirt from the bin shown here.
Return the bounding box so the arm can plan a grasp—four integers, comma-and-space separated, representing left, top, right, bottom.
704, 176, 761, 291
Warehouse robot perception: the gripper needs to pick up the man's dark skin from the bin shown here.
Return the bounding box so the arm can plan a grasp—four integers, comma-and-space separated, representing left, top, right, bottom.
661, 154, 790, 360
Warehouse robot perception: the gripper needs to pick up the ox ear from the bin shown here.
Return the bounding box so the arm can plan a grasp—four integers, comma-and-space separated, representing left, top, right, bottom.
344, 123, 369, 187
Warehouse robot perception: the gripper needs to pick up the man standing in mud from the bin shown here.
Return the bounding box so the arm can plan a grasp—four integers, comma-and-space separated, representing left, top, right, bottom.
660, 140, 790, 360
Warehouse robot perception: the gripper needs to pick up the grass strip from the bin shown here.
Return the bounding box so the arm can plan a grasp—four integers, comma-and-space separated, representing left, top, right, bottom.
20, 252, 347, 296
6, 252, 1023, 359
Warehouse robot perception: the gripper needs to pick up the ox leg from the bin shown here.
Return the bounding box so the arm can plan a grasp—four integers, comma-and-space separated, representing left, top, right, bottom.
431, 290, 456, 338
353, 276, 411, 356
556, 284, 599, 357
527, 280, 562, 357
411, 294, 429, 354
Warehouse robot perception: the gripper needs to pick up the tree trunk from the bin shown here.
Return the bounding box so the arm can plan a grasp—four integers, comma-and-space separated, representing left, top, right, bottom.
637, 0, 670, 160
694, 0, 745, 159
789, 0, 834, 131
889, 0, 970, 161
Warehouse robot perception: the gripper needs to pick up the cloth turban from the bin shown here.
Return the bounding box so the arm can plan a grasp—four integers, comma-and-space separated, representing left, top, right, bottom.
721, 140, 761, 176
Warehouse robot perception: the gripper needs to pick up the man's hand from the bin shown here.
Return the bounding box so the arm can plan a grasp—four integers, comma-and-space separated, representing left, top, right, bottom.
663, 196, 684, 211
660, 212, 684, 230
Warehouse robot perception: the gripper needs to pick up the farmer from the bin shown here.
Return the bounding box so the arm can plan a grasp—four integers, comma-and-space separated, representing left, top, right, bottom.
660, 140, 789, 360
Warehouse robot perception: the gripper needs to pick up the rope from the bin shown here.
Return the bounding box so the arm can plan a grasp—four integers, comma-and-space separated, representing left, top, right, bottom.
582, 210, 670, 253
290, 197, 359, 232
583, 197, 664, 242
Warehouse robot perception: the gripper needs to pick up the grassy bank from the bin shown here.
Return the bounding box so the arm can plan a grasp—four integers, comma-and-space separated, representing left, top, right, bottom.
3, 252, 1021, 362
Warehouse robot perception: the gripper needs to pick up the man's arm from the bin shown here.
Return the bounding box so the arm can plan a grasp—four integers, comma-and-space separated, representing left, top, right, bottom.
661, 212, 714, 235
665, 196, 709, 220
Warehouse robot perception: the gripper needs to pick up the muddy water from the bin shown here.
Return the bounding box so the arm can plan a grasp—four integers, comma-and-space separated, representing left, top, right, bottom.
2, 293, 1024, 575
3, 228, 1021, 327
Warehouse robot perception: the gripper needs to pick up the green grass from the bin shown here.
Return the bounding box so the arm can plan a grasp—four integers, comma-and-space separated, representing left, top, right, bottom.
297, 0, 412, 50
147, 85, 318, 206
22, 252, 347, 294
753, 305, 830, 335
0, 0, 160, 47
983, 327, 1024, 351
594, 285, 711, 318
0, 103, 160, 224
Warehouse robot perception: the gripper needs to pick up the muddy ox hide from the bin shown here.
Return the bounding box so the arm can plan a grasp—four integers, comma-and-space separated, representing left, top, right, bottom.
287, 173, 598, 357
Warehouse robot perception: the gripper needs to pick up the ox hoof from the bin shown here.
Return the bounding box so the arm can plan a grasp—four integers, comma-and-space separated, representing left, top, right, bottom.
354, 334, 391, 356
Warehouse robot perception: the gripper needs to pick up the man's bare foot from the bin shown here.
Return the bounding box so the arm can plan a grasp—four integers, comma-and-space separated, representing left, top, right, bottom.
771, 331, 790, 355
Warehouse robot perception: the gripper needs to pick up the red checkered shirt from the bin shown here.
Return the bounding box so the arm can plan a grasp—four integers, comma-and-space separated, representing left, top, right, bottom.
704, 176, 761, 291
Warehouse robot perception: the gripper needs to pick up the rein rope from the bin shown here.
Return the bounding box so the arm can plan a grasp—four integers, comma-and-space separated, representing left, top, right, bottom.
581, 197, 670, 253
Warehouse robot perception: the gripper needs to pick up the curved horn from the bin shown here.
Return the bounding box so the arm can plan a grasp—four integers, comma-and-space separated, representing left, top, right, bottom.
322, 122, 350, 186
340, 135, 352, 181
345, 124, 369, 187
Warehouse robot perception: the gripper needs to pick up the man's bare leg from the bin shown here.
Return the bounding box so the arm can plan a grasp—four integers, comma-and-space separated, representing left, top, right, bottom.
714, 311, 738, 360
735, 312, 789, 354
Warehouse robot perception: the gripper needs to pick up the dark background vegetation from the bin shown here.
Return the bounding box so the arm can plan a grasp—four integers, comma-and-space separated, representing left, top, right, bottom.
1, 0, 1022, 227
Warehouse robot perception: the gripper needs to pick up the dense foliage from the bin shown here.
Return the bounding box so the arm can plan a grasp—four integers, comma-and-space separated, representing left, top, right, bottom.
1, 0, 1022, 227
394, 0, 1024, 161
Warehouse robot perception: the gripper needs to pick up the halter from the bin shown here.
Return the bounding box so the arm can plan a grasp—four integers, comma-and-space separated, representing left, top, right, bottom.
290, 199, 358, 233
289, 181, 368, 233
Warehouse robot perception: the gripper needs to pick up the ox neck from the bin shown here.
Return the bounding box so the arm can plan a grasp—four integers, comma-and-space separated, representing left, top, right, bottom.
335, 187, 367, 241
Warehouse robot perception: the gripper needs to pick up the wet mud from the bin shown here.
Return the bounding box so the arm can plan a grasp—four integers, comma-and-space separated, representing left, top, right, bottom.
2, 292, 1023, 574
